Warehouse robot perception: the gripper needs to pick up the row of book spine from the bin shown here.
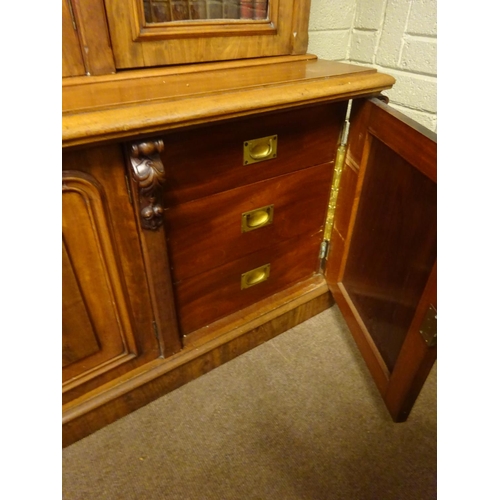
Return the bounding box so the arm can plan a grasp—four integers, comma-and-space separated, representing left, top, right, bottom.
143, 0, 269, 23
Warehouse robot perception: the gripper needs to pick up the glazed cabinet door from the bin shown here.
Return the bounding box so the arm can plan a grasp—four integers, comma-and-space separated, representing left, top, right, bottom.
325, 98, 437, 422
62, 145, 181, 405
103, 0, 310, 68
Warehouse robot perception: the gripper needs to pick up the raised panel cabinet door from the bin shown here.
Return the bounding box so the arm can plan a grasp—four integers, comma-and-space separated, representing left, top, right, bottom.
62, 152, 181, 404
325, 98, 437, 422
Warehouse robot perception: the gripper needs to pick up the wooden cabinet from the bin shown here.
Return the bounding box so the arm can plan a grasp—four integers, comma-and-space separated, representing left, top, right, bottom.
62, 146, 182, 405
62, 0, 436, 447
63, 0, 309, 74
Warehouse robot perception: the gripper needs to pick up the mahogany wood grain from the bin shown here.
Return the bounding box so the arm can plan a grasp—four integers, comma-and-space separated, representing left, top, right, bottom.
62, 171, 139, 392
166, 162, 333, 281
62, 59, 395, 148
69, 0, 115, 75
341, 135, 436, 371
103, 0, 308, 68
62, 146, 162, 403
131, 223, 183, 358
290, 0, 310, 54
184, 274, 329, 346
62, 54, 317, 86
325, 98, 437, 420
62, 60, 373, 114
63, 276, 333, 447
367, 100, 437, 183
384, 263, 437, 422
333, 163, 358, 241
124, 141, 184, 358
62, 240, 100, 366
175, 232, 324, 335
344, 97, 373, 170
62, 0, 86, 77
162, 105, 342, 206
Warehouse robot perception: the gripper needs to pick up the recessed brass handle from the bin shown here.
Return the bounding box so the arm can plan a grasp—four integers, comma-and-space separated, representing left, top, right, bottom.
243, 135, 278, 165
241, 264, 270, 289
241, 205, 274, 232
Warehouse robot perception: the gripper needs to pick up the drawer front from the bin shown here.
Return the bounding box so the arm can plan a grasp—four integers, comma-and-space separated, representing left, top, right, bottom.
166, 162, 333, 282
174, 233, 324, 336
162, 102, 346, 205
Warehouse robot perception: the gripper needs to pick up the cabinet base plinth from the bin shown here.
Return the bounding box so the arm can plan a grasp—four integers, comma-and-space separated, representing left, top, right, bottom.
63, 275, 333, 447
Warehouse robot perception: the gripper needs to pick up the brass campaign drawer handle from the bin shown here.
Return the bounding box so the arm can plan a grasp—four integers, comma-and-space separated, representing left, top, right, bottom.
241, 205, 274, 232
241, 264, 270, 289
243, 135, 277, 165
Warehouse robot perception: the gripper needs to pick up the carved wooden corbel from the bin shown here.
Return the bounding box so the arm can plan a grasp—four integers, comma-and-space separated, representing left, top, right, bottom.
128, 139, 166, 230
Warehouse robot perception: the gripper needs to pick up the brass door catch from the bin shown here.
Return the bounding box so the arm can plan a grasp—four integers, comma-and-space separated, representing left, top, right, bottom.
241, 264, 270, 289
243, 135, 277, 165
241, 205, 274, 232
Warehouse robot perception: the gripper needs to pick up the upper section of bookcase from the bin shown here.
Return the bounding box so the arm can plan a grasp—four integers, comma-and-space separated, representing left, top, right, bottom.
63, 0, 312, 75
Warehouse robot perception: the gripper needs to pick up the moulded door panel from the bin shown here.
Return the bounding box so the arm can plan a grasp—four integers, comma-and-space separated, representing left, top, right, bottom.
62, 160, 176, 405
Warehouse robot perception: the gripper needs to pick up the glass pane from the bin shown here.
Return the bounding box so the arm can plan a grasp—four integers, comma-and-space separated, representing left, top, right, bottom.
143, 0, 269, 22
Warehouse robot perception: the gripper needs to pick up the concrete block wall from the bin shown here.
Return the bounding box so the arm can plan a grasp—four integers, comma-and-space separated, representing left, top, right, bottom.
308, 0, 437, 132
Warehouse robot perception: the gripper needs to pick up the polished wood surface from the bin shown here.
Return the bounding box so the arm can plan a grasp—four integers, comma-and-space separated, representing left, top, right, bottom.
103, 0, 309, 68
62, 59, 374, 113
62, 240, 100, 366
62, 59, 395, 147
167, 163, 333, 281
61, 4, 405, 441
342, 135, 436, 371
63, 54, 315, 85
62, 0, 86, 77
62, 147, 163, 403
326, 98, 437, 420
63, 276, 333, 447
70, 0, 116, 75
384, 263, 437, 421
176, 233, 324, 334
161, 104, 343, 206
62, 171, 139, 393
123, 139, 183, 357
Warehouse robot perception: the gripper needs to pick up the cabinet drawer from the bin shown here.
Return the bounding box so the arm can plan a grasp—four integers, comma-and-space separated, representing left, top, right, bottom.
174, 233, 324, 336
162, 102, 346, 205
166, 162, 333, 282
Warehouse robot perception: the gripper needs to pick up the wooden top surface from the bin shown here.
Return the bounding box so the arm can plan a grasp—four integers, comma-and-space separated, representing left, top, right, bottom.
62, 55, 395, 148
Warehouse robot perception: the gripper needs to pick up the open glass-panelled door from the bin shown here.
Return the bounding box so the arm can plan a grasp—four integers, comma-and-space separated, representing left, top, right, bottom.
324, 98, 437, 422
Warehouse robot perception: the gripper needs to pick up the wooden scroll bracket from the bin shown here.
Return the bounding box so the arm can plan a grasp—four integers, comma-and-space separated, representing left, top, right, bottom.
128, 139, 166, 230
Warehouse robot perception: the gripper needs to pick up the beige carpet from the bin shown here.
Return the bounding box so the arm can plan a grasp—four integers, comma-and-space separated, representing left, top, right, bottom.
63, 305, 437, 499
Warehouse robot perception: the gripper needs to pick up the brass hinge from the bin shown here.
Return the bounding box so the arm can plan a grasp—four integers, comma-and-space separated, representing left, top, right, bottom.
320, 100, 352, 266
319, 240, 329, 260
419, 305, 437, 347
